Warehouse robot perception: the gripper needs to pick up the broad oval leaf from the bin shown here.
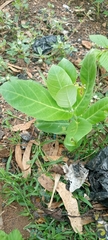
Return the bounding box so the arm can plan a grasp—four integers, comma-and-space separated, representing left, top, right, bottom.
82, 97, 108, 124
89, 34, 108, 48
36, 120, 69, 134
47, 65, 72, 99
0, 79, 72, 121
55, 85, 77, 108
58, 58, 77, 83
99, 51, 108, 72
64, 118, 92, 147
75, 51, 96, 116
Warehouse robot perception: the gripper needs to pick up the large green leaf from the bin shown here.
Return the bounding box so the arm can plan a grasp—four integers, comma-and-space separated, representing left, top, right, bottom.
0, 79, 72, 121
82, 97, 108, 124
47, 65, 72, 99
58, 58, 77, 83
36, 120, 69, 134
8, 229, 24, 240
99, 51, 108, 72
89, 35, 108, 48
55, 85, 77, 108
75, 52, 96, 115
64, 118, 92, 147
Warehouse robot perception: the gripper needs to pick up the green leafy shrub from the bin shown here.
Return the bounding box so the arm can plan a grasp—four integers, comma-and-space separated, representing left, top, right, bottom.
0, 51, 108, 151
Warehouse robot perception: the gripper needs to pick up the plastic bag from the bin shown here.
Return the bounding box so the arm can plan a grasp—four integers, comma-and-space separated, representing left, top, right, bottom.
86, 147, 108, 207
32, 35, 63, 54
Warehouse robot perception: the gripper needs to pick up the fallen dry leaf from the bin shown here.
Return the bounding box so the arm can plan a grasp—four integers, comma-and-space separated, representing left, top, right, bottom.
38, 174, 82, 233
26, 69, 33, 78
42, 140, 59, 156
38, 174, 54, 192
50, 164, 64, 175
22, 141, 33, 178
12, 119, 35, 131
82, 40, 92, 49
81, 213, 94, 225
15, 144, 23, 170
57, 182, 82, 233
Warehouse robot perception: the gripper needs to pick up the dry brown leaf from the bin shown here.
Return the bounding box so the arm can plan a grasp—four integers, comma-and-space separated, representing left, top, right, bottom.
42, 140, 59, 156
81, 216, 94, 225
56, 182, 82, 233
38, 174, 82, 233
0, 148, 10, 158
15, 144, 23, 170
82, 40, 92, 49
50, 164, 64, 175
12, 119, 35, 131
49, 201, 62, 209
38, 174, 54, 192
22, 141, 33, 178
0, 0, 13, 10
26, 70, 33, 78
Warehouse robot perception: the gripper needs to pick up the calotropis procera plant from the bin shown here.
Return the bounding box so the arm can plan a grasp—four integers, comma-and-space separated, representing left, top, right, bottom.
0, 51, 108, 151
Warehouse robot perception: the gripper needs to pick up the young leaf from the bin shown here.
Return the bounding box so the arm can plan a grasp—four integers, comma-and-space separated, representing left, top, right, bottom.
75, 52, 96, 116
82, 97, 108, 124
0, 79, 72, 121
89, 34, 108, 48
8, 229, 24, 240
36, 120, 69, 134
58, 58, 77, 83
64, 118, 92, 147
0, 230, 7, 240
55, 85, 77, 108
99, 51, 108, 72
47, 65, 72, 99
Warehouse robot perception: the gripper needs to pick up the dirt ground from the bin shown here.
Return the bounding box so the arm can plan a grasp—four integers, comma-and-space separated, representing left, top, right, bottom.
0, 0, 108, 239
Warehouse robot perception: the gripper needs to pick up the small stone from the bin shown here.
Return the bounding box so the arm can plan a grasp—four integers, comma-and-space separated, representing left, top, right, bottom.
102, 22, 106, 28
82, 40, 92, 49
20, 131, 31, 142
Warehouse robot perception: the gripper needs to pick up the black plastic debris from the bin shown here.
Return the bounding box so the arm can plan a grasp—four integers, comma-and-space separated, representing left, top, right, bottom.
17, 73, 27, 80
86, 147, 108, 207
32, 35, 63, 54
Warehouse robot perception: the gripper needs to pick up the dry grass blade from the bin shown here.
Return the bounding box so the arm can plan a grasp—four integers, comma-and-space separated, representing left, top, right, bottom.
48, 174, 61, 209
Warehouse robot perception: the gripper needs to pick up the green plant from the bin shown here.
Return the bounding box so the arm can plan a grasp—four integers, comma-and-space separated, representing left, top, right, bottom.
0, 229, 24, 240
0, 168, 40, 216
0, 51, 108, 151
93, 0, 104, 18
89, 34, 108, 72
